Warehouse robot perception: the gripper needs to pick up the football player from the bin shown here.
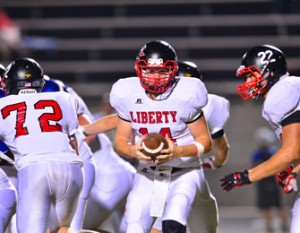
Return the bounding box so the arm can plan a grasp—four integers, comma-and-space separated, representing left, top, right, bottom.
43, 78, 96, 233
44, 78, 136, 233
220, 45, 300, 233
0, 58, 83, 233
109, 40, 212, 233
151, 61, 230, 233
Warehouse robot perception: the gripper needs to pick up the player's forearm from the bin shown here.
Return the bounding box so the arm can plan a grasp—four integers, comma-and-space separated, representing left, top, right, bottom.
212, 136, 230, 167
176, 137, 211, 158
248, 147, 295, 182
115, 138, 136, 158
83, 114, 118, 135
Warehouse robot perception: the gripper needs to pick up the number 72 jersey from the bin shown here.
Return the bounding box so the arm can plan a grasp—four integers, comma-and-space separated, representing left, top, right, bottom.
0, 91, 80, 169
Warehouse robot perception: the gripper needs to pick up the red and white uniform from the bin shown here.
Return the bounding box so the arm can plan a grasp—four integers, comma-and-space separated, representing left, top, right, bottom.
261, 74, 300, 233
204, 94, 230, 135
0, 91, 83, 233
110, 77, 208, 232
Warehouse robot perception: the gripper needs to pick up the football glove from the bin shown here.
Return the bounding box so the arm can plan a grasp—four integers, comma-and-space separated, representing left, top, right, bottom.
220, 170, 251, 191
275, 165, 298, 193
202, 156, 217, 169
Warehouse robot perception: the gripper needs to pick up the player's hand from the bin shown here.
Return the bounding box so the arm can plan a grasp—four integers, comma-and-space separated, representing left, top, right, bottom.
156, 134, 176, 164
275, 165, 298, 193
132, 136, 152, 162
202, 156, 217, 169
220, 170, 251, 191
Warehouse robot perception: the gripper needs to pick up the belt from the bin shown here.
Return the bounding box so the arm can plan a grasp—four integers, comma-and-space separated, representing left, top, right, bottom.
150, 166, 183, 173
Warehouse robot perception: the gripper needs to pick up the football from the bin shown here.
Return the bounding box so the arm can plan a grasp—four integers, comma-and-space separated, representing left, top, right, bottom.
141, 133, 168, 161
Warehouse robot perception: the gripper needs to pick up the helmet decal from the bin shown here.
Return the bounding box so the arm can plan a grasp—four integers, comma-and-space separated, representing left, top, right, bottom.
148, 58, 163, 66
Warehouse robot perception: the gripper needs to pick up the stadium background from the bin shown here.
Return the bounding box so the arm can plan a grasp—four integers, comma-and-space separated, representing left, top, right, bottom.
1, 1, 300, 232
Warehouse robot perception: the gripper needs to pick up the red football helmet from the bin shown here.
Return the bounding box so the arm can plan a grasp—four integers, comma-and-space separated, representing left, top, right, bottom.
135, 40, 178, 93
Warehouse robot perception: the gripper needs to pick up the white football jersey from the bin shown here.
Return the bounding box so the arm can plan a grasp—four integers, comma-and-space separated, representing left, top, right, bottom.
110, 77, 208, 168
262, 74, 300, 140
203, 94, 230, 135
67, 87, 94, 161
0, 167, 9, 183
0, 91, 81, 169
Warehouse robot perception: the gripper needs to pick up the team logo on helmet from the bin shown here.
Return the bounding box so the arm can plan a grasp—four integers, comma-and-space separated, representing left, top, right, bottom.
25, 73, 32, 78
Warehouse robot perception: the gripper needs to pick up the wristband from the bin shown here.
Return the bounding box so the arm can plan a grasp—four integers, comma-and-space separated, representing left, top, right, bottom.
77, 126, 88, 140
192, 141, 204, 158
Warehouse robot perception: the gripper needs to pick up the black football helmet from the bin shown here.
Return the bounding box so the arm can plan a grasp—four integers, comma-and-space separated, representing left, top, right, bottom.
236, 45, 287, 100
135, 40, 178, 93
3, 57, 44, 95
176, 61, 202, 80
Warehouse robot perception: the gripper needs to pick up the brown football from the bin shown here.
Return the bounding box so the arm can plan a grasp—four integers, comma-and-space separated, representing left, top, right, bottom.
141, 133, 168, 161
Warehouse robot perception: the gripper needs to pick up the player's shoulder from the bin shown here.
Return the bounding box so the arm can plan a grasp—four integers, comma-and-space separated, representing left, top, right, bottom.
41, 90, 70, 99
111, 77, 140, 97
205, 93, 230, 114
265, 75, 300, 109
207, 93, 230, 107
175, 78, 208, 105
177, 77, 206, 91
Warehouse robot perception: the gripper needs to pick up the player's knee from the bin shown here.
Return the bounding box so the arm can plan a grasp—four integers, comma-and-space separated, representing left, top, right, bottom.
162, 220, 186, 233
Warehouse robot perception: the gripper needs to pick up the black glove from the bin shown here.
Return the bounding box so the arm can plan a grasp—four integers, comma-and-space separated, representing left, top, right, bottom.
220, 170, 251, 191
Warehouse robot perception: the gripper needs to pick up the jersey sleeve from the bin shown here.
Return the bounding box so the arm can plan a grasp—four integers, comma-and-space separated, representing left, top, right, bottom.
263, 80, 300, 126
66, 87, 85, 116
184, 78, 208, 123
110, 79, 132, 121
60, 92, 79, 135
206, 95, 230, 135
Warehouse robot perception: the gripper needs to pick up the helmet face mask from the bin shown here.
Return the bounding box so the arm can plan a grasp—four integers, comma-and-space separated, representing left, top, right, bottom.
135, 40, 178, 94
236, 65, 268, 100
236, 45, 287, 100
4, 57, 44, 95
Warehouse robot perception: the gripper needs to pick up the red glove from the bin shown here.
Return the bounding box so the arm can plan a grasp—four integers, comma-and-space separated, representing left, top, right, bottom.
275, 165, 298, 193
202, 156, 217, 169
